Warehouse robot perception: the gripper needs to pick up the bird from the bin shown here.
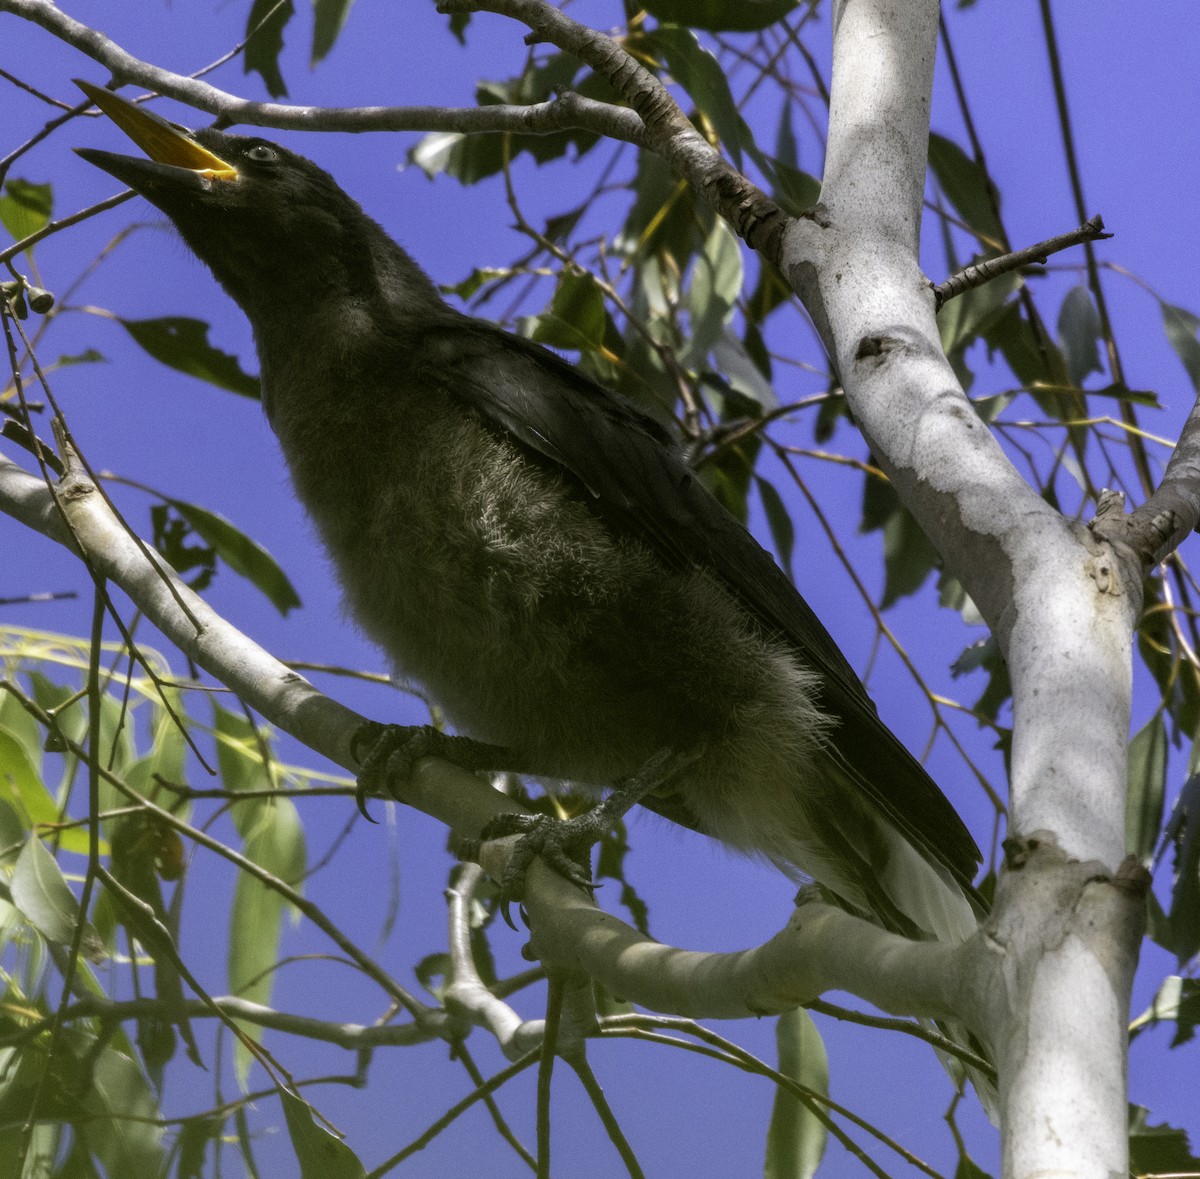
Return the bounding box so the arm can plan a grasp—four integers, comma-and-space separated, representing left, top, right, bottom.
76, 80, 983, 943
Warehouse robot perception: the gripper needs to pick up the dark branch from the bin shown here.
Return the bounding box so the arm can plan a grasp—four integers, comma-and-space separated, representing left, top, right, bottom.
438, 0, 790, 261
0, 0, 646, 142
933, 215, 1111, 310
1091, 397, 1200, 566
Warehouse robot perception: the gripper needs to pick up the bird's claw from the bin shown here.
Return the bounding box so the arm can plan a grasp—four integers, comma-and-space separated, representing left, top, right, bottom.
353, 723, 445, 823
481, 812, 601, 930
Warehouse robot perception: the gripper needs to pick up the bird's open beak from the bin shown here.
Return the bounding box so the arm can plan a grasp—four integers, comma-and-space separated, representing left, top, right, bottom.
73, 80, 238, 187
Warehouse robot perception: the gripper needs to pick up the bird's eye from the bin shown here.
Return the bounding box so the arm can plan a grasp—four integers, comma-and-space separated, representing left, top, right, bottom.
246, 144, 277, 163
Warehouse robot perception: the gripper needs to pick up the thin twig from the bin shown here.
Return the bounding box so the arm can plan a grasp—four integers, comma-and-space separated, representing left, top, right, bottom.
932, 215, 1110, 310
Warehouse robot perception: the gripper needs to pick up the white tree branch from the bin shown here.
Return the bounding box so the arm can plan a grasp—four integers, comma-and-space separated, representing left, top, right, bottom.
0, 0, 648, 142
0, 446, 964, 1030
776, 2, 1146, 1174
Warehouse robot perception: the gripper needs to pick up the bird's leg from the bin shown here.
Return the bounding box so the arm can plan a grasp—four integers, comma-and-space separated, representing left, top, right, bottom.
352, 722, 516, 821
481, 746, 698, 929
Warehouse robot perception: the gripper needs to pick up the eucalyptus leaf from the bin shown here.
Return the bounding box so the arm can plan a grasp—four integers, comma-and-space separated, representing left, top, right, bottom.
280, 1088, 366, 1178
642, 0, 798, 32
1159, 300, 1200, 393
1057, 285, 1102, 386
167, 498, 300, 615
0, 179, 52, 243
243, 0, 294, 98
765, 1008, 828, 1178
11, 836, 104, 957
119, 316, 260, 398
1125, 715, 1167, 865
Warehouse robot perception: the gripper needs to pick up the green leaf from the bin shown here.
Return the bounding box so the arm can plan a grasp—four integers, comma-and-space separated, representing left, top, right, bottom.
0, 179, 52, 243
118, 317, 260, 398
175, 1115, 225, 1179
643, 0, 798, 32
11, 835, 103, 956
82, 1042, 166, 1174
167, 498, 300, 615
0, 800, 24, 866
312, 0, 355, 65
686, 218, 743, 362
938, 270, 1018, 359
408, 53, 598, 184
1056, 285, 1102, 386
0, 724, 89, 855
53, 348, 105, 368
618, 149, 707, 267
243, 0, 295, 98
439, 267, 510, 300
861, 475, 940, 607
756, 476, 795, 580
1129, 1105, 1200, 1174
529, 268, 610, 353
1159, 300, 1200, 394
1162, 771, 1200, 966
645, 27, 752, 168
216, 707, 306, 1083
0, 685, 43, 771
928, 134, 1003, 244
280, 1088, 366, 1178
1131, 975, 1200, 1047
765, 1008, 828, 1178
1125, 715, 1167, 864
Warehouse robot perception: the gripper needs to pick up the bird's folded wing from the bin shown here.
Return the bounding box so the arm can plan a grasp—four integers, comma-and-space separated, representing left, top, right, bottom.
416, 318, 982, 886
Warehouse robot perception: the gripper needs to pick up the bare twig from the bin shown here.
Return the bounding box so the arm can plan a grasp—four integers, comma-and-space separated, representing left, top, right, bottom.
932, 215, 1111, 310
1092, 398, 1200, 566
0, 0, 647, 143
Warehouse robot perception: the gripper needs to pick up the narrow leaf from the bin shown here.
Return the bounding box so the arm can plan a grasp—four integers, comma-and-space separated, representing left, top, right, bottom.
647, 27, 750, 168
1159, 300, 1200, 393
168, 498, 300, 615
11, 835, 103, 956
1125, 715, 1167, 864
642, 0, 798, 32
1056, 285, 1103, 386
0, 725, 91, 855
119, 317, 260, 398
765, 1008, 828, 1178
0, 179, 52, 242
756, 476, 795, 579
312, 0, 355, 64
928, 134, 1003, 243
243, 0, 295, 98
687, 218, 743, 361
280, 1088, 366, 1178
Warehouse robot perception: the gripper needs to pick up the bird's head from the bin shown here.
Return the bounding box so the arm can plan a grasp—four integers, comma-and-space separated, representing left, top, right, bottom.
74, 81, 435, 325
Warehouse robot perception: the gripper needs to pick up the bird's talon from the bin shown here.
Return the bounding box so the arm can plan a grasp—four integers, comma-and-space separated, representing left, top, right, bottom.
354, 783, 377, 824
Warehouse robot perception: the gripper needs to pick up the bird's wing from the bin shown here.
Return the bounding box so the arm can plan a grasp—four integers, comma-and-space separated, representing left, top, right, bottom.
416, 317, 981, 885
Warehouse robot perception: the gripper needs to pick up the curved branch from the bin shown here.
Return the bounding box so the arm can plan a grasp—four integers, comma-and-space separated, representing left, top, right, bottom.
933, 215, 1112, 310
439, 0, 790, 260
1092, 399, 1200, 567
1, 446, 967, 1026
0, 0, 646, 142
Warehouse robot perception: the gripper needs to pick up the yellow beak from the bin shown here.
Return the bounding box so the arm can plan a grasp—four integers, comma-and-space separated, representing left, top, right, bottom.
75, 80, 238, 180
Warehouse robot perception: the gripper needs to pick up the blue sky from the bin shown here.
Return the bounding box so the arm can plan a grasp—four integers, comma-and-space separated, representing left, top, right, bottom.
3, 2, 1199, 1175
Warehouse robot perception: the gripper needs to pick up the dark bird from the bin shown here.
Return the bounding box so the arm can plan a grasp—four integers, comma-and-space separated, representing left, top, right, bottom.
77, 82, 982, 941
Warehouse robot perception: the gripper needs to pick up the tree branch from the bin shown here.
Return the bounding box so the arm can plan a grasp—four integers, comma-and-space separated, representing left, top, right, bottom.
933, 214, 1112, 310
438, 0, 790, 259
1091, 397, 1200, 567
0, 0, 647, 142
0, 446, 968, 1026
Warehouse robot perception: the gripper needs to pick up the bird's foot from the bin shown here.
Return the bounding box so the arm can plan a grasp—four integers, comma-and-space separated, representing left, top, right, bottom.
352, 722, 512, 821
482, 746, 694, 929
